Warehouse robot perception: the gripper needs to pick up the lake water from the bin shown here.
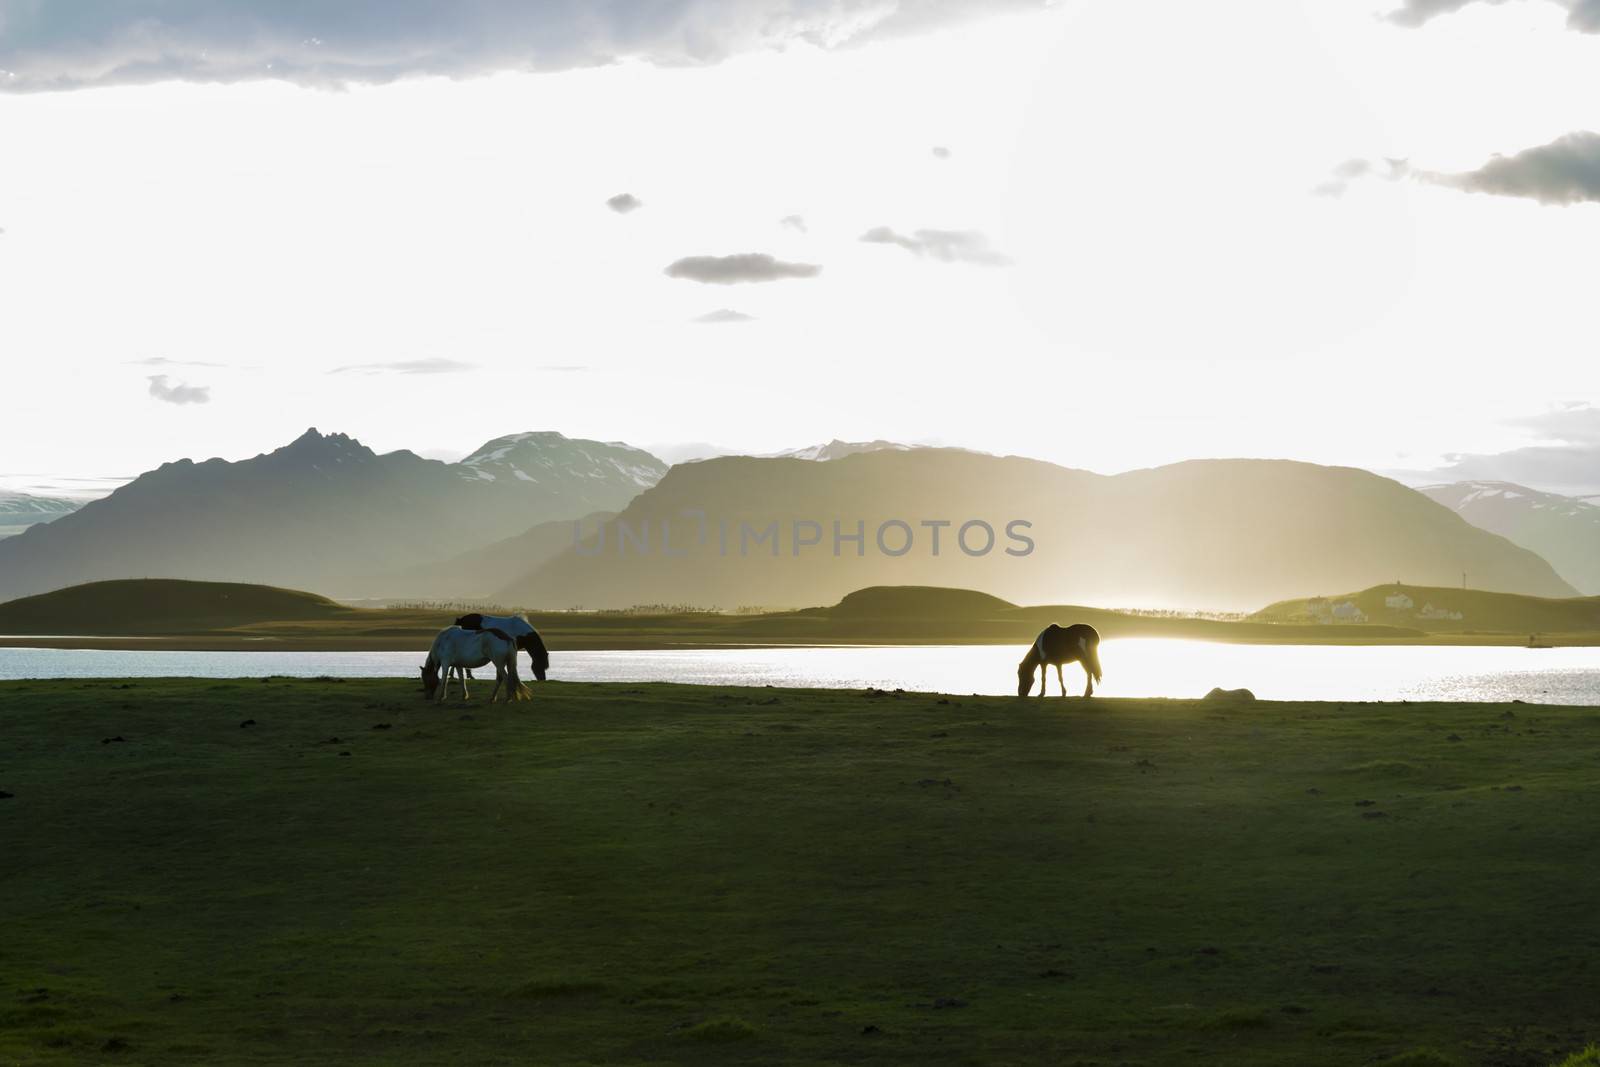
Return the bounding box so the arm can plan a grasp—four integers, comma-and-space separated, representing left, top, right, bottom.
2, 641, 1598, 704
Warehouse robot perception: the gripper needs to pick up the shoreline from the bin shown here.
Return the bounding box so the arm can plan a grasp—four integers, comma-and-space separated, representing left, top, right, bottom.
1, 632, 1595, 652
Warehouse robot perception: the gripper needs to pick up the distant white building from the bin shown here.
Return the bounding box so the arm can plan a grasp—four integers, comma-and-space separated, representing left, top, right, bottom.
1331, 601, 1367, 623
1419, 602, 1464, 621
1306, 596, 1332, 623
1384, 592, 1415, 611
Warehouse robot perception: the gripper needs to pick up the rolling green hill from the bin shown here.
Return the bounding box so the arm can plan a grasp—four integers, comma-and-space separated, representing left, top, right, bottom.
4, 578, 1595, 649
1254, 583, 1600, 636
827, 585, 1019, 619
0, 579, 349, 634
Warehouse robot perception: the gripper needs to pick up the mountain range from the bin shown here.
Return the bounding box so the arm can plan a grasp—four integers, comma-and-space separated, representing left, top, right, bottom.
0, 429, 665, 603
499, 451, 1575, 611
1420, 481, 1600, 595
0, 432, 1585, 611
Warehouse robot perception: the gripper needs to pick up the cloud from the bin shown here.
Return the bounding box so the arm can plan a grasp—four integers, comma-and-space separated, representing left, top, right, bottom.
125, 356, 229, 368
606, 192, 643, 214
1409, 404, 1600, 496
664, 253, 821, 284
859, 226, 1011, 265
1384, 0, 1600, 31
330, 358, 477, 375
537, 364, 588, 372
779, 214, 808, 233
1317, 135, 1600, 205
932, 145, 952, 160
0, 1, 1048, 93
1418, 131, 1600, 205
146, 374, 210, 405
694, 308, 755, 324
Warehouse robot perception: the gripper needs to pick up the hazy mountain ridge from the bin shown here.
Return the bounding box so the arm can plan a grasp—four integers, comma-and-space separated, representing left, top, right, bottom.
0, 429, 667, 602
0, 491, 82, 517
356, 511, 616, 600
1420, 480, 1600, 594
498, 451, 1576, 611
0, 491, 82, 539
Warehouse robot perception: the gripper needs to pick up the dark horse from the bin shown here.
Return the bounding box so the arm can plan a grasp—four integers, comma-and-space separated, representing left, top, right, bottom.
455, 612, 549, 682
1017, 623, 1103, 697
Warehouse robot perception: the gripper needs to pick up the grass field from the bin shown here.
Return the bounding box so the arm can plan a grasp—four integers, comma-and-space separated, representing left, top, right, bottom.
3, 679, 1599, 1065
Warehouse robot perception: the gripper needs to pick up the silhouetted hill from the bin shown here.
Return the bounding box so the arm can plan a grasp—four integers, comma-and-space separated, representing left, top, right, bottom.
0, 430, 665, 602
0, 579, 347, 633
1421, 482, 1600, 595
498, 452, 1577, 611
828, 586, 1018, 618
1254, 583, 1600, 635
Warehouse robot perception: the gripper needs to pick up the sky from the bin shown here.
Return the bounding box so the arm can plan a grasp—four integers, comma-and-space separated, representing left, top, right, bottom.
1, 0, 1598, 497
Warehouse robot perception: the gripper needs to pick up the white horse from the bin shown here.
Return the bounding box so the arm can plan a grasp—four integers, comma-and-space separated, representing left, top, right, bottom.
420, 626, 527, 704
455, 613, 549, 681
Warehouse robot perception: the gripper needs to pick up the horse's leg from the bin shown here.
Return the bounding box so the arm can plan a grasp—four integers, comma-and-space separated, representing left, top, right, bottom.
489, 663, 505, 704
1056, 663, 1067, 696
1082, 663, 1094, 698
1035, 665, 1045, 697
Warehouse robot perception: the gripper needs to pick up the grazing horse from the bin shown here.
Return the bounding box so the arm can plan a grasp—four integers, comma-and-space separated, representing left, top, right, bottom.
420, 626, 526, 704
456, 613, 549, 682
1017, 623, 1103, 697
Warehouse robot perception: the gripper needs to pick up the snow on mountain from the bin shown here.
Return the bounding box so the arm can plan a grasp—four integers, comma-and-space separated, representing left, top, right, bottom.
457, 432, 667, 489
768, 439, 915, 462
0, 492, 82, 517
1420, 480, 1600, 595
0, 491, 83, 539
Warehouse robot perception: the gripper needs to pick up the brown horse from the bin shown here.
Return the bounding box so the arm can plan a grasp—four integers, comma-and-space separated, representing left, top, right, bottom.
1017, 623, 1102, 697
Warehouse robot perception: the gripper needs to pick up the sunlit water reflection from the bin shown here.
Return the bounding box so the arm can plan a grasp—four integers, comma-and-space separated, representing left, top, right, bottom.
1, 641, 1598, 704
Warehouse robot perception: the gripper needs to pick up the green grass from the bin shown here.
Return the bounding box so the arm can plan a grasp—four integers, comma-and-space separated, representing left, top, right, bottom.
3, 679, 1599, 1064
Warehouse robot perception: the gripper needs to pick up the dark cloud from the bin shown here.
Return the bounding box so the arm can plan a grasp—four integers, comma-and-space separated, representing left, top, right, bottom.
860, 226, 1011, 265
330, 358, 476, 375
146, 375, 210, 405
1385, 0, 1600, 31
693, 308, 755, 324
1318, 135, 1600, 205
1420, 131, 1600, 205
606, 192, 643, 214
779, 214, 808, 233
1411, 405, 1600, 496
664, 253, 821, 284
0, 1, 1047, 92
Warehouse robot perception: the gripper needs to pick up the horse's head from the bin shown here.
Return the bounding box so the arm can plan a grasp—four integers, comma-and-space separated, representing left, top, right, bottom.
1016, 660, 1034, 697
519, 632, 550, 682
419, 663, 439, 698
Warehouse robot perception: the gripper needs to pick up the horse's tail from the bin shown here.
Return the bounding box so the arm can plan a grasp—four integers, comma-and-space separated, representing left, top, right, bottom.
1078, 627, 1103, 681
